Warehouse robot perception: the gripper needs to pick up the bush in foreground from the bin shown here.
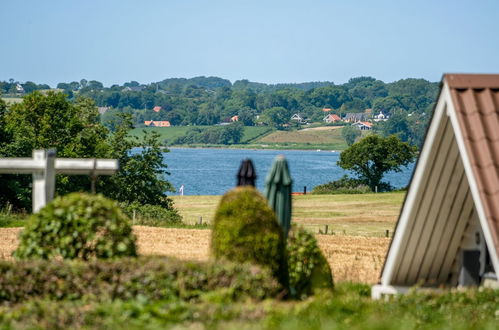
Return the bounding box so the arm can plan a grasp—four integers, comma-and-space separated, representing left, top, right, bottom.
287, 225, 334, 298
14, 193, 137, 260
0, 256, 280, 304
211, 186, 289, 291
0, 283, 497, 329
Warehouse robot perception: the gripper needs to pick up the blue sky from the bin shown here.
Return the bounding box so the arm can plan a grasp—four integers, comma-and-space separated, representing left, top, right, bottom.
1, 0, 498, 87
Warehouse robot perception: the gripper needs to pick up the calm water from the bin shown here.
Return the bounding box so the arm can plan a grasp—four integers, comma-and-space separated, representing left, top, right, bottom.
157, 148, 414, 195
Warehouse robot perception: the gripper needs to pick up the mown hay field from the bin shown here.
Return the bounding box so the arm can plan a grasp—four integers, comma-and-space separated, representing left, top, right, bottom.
0, 227, 388, 283
172, 192, 404, 237
0, 193, 402, 283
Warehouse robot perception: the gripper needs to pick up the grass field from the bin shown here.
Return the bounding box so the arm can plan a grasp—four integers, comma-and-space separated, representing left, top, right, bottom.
255, 126, 348, 150
128, 126, 192, 142
129, 126, 272, 144
172, 192, 405, 236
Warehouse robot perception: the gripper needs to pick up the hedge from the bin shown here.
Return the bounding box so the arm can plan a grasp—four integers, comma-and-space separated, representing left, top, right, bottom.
0, 256, 280, 304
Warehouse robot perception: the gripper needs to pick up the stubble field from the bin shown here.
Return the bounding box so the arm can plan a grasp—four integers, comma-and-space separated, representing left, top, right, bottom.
0, 192, 403, 283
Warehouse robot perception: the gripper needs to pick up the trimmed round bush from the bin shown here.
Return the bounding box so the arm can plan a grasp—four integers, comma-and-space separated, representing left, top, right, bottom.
211, 186, 289, 289
287, 225, 334, 298
14, 193, 137, 260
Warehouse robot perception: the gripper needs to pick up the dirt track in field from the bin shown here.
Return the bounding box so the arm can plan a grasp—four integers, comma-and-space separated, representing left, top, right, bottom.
0, 226, 389, 284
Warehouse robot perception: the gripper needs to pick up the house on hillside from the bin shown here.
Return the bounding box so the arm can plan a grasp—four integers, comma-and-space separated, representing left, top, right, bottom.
344, 113, 368, 123
153, 106, 162, 112
231, 115, 239, 122
352, 121, 372, 130
323, 114, 341, 123
291, 113, 307, 124
373, 111, 388, 122
123, 86, 144, 92
98, 107, 109, 115
372, 74, 499, 299
322, 108, 333, 112
15, 84, 24, 94
144, 120, 171, 127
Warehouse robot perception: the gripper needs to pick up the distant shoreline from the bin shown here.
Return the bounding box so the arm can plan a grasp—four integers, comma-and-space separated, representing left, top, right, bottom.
163, 145, 342, 152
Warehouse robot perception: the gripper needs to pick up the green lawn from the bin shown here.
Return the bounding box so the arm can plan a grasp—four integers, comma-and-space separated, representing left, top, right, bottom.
171, 191, 405, 236
128, 126, 193, 143
129, 126, 272, 144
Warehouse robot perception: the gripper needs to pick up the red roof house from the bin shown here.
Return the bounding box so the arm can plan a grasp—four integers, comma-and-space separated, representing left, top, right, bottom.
323, 114, 341, 123
153, 106, 162, 112
144, 120, 171, 127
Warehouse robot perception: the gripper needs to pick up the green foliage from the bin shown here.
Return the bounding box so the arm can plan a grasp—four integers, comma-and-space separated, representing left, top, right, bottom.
0, 282, 496, 329
287, 225, 333, 298
0, 93, 176, 211
120, 202, 182, 226
0, 92, 111, 209
103, 113, 175, 209
2, 76, 439, 149
375, 109, 429, 148
0, 211, 27, 227
172, 122, 244, 145
312, 175, 371, 194
14, 193, 137, 260
341, 125, 361, 146
211, 186, 289, 290
261, 106, 292, 129
338, 135, 416, 191
0, 256, 280, 304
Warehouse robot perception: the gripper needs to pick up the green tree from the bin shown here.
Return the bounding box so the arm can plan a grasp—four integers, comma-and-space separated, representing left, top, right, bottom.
341, 125, 361, 146
0, 92, 110, 209
262, 106, 291, 130
338, 135, 416, 191
103, 113, 175, 208
0, 93, 175, 211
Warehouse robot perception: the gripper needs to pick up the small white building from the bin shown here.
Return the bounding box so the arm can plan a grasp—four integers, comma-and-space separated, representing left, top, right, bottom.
372, 74, 499, 299
373, 111, 388, 122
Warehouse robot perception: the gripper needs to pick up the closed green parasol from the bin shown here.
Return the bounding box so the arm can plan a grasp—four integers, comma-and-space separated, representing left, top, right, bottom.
265, 155, 293, 238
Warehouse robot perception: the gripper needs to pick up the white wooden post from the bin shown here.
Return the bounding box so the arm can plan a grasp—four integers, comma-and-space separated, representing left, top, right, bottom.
0, 149, 119, 213
32, 149, 56, 213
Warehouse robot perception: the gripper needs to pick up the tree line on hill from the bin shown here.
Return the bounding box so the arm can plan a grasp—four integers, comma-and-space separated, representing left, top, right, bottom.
1, 76, 439, 148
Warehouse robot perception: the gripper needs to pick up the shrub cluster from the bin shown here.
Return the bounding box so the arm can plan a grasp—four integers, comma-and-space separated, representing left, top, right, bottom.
211, 187, 289, 291
287, 225, 334, 298
14, 193, 137, 260
0, 256, 280, 304
120, 202, 183, 227
312, 175, 371, 194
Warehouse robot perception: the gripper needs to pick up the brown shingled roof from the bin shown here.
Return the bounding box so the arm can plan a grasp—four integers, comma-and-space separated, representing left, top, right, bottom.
445, 74, 499, 255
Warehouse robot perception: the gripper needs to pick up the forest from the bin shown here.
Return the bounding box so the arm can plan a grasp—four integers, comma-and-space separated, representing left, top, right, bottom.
1, 75, 439, 148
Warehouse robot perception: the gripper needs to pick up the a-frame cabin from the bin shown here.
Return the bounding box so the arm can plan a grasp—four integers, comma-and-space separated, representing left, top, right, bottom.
372, 74, 499, 298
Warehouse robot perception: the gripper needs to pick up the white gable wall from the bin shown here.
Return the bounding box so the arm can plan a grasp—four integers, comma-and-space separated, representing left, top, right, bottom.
374, 82, 499, 298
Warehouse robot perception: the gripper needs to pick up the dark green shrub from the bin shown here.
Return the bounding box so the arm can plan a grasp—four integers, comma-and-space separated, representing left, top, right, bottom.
14, 193, 137, 260
287, 225, 334, 298
211, 186, 289, 291
120, 202, 183, 226
0, 256, 280, 303
312, 175, 371, 194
